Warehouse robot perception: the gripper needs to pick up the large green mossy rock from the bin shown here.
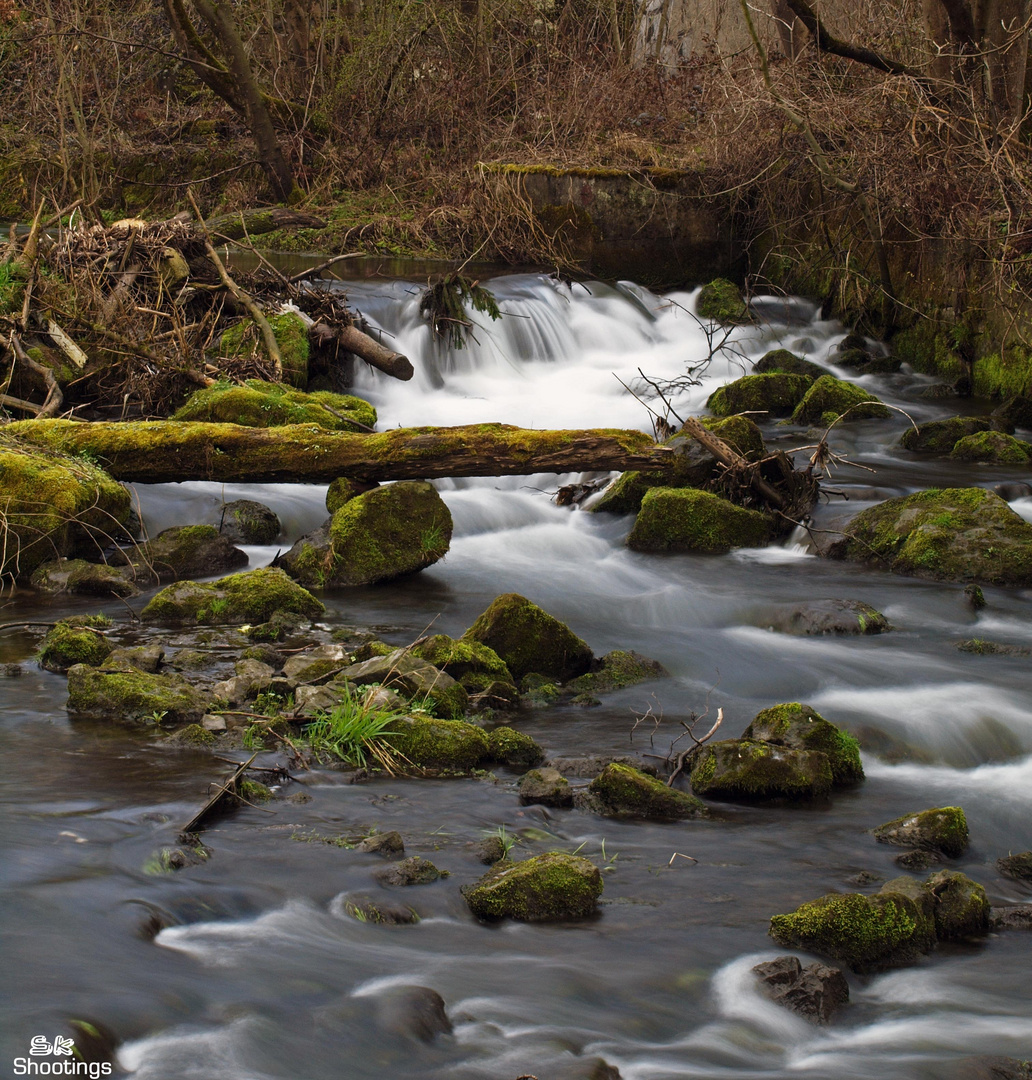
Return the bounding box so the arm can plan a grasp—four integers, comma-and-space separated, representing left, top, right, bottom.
463, 593, 593, 682
951, 430, 1032, 464
627, 488, 769, 553
218, 313, 310, 387
900, 416, 990, 453
487, 726, 544, 767
0, 436, 132, 581
790, 375, 889, 426
142, 566, 324, 625
926, 869, 990, 939
411, 634, 514, 693
280, 481, 452, 588
769, 891, 936, 972
379, 714, 487, 771
743, 703, 864, 786
461, 852, 603, 921
173, 379, 376, 432
67, 663, 208, 725
873, 806, 969, 857
591, 416, 765, 515
707, 373, 813, 418
831, 488, 1032, 586
753, 349, 826, 380
695, 278, 749, 324
112, 525, 247, 584
587, 763, 708, 819
38, 617, 113, 673
689, 739, 833, 801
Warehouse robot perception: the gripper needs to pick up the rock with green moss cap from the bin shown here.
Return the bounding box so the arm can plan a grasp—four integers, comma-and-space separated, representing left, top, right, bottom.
696, 278, 749, 324
487, 726, 544, 767
591, 416, 766, 516
31, 558, 139, 598
280, 481, 452, 588
142, 566, 324, 625
873, 806, 969, 857
831, 488, 1032, 586
375, 856, 444, 886
166, 723, 217, 748
218, 313, 311, 387
111, 525, 247, 584
463, 593, 593, 682
0, 434, 133, 581
461, 851, 603, 921
337, 648, 468, 718
519, 767, 573, 807
689, 739, 833, 801
38, 617, 113, 673
566, 650, 667, 697
383, 714, 489, 771
104, 645, 164, 674
587, 763, 708, 819
237, 778, 273, 804
762, 599, 890, 637
770, 890, 936, 972
410, 633, 514, 693
208, 500, 281, 544
326, 477, 378, 514
744, 703, 864, 786
627, 488, 769, 554
951, 430, 1032, 464
753, 349, 826, 380
174, 378, 376, 431
707, 373, 813, 418
790, 375, 889, 426
899, 416, 990, 453
67, 663, 208, 725
926, 869, 990, 939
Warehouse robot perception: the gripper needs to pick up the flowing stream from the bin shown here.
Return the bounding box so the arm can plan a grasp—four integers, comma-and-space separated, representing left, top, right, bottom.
2, 273, 1031, 1079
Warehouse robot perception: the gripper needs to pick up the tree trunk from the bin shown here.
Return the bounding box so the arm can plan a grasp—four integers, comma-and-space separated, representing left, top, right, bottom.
5, 421, 674, 484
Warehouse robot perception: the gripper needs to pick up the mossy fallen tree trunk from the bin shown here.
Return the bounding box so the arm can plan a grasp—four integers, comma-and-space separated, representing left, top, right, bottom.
5, 420, 675, 484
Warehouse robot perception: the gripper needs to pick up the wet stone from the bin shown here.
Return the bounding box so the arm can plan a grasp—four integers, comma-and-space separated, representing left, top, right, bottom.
997, 851, 1032, 883
894, 848, 941, 872
374, 985, 451, 1042
991, 905, 1032, 931
374, 856, 444, 886
341, 895, 420, 925
518, 767, 573, 808
469, 836, 506, 865
357, 831, 404, 856
752, 955, 849, 1024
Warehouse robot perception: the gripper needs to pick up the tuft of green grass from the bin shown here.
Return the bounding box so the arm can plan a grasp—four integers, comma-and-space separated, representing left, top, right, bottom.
303, 684, 410, 772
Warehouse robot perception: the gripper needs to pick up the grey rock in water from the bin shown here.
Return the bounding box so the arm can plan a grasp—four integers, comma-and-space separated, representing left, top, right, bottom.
374, 985, 452, 1042
997, 851, 1032, 883
519, 767, 573, 808
374, 856, 444, 886
752, 955, 849, 1024
211, 499, 280, 545
894, 848, 941, 872
469, 836, 506, 865
991, 904, 1032, 931
762, 599, 890, 636
357, 831, 404, 856
873, 806, 969, 857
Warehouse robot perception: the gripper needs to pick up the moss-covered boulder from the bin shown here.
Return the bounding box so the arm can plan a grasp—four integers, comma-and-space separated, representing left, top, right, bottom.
519, 767, 573, 807
753, 349, 826, 380
30, 558, 139, 598
173, 379, 376, 431
166, 723, 217, 748
487, 726, 544, 767
461, 852, 603, 921
689, 739, 833, 801
762, 599, 889, 636
627, 488, 769, 553
707, 373, 813, 418
927, 869, 990, 939
218, 313, 310, 387
38, 617, 113, 673
873, 806, 969, 857
790, 375, 889, 426
383, 714, 489, 771
280, 481, 452, 588
66, 663, 208, 725
591, 416, 765, 516
142, 566, 324, 625
696, 278, 749, 324
463, 593, 593, 682
899, 416, 991, 453
410, 634, 514, 693
587, 763, 708, 819
209, 500, 281, 544
951, 430, 1032, 464
326, 477, 378, 514
770, 891, 936, 972
743, 703, 864, 786
0, 435, 133, 581
831, 488, 1032, 585
112, 525, 247, 584
565, 650, 667, 697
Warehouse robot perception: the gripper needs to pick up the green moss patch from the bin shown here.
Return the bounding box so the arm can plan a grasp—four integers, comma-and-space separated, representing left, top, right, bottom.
66, 664, 208, 725
142, 566, 324, 625
627, 488, 770, 554
219, 313, 310, 387
790, 375, 889, 425
899, 416, 990, 453
950, 430, 1032, 464
696, 278, 749, 324
383, 714, 489, 771
707, 373, 813, 418
753, 349, 826, 380
487, 726, 544, 767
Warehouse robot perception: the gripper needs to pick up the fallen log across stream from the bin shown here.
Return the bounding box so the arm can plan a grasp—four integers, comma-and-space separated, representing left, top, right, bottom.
6, 419, 677, 485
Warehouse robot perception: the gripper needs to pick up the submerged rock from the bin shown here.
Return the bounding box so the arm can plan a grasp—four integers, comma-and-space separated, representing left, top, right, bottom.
280, 480, 452, 588
565, 650, 667, 697
707, 373, 813, 418
696, 277, 749, 324
174, 378, 376, 430
209, 499, 281, 544
689, 739, 833, 801
470, 836, 507, 865
743, 703, 864, 786
463, 593, 593, 683
519, 767, 573, 808
951, 430, 1032, 464
374, 856, 444, 886
462, 852, 603, 921
142, 566, 324, 625
997, 851, 1032, 883
67, 664, 208, 725
790, 374, 889, 426
762, 599, 890, 636
991, 905, 1032, 931
752, 349, 826, 380
829, 488, 1032, 586
586, 763, 708, 819
769, 890, 935, 972
38, 617, 112, 673
374, 985, 452, 1042
383, 714, 489, 771
873, 806, 969, 857
899, 416, 990, 453
752, 955, 849, 1024
339, 894, 420, 925
627, 488, 769, 553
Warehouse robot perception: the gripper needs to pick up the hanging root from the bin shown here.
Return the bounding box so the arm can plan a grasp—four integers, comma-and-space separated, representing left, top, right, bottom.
419, 273, 501, 348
